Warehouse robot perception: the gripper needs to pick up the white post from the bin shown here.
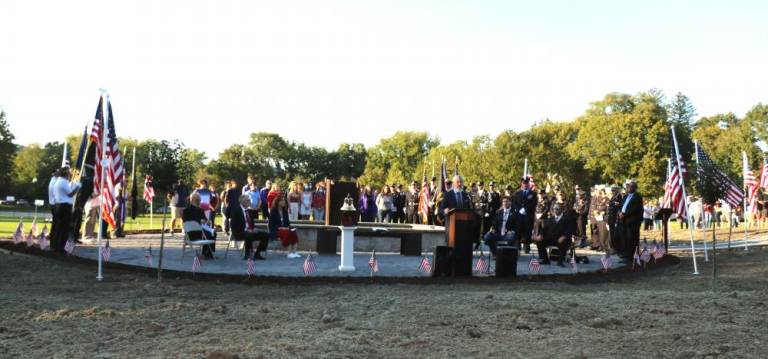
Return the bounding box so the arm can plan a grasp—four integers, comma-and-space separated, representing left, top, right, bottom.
61, 141, 68, 167
672, 126, 699, 275
338, 226, 356, 271
742, 151, 750, 251
693, 141, 709, 261
96, 91, 108, 281
131, 147, 136, 230
524, 158, 529, 178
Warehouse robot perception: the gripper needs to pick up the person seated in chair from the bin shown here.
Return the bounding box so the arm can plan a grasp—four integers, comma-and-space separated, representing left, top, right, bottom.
229, 194, 269, 260
533, 203, 575, 266
269, 197, 301, 259
483, 196, 517, 256
183, 193, 216, 259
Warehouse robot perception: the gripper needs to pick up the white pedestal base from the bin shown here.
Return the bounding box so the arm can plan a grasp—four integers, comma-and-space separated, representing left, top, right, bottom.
338, 226, 356, 271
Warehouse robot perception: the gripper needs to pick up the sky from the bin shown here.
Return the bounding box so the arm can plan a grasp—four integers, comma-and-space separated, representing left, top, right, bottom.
1, 0, 766, 160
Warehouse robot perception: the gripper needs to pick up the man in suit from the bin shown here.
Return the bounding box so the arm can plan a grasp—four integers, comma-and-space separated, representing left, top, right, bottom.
405, 181, 420, 224
483, 196, 516, 256
513, 177, 538, 254
619, 180, 643, 261
534, 203, 575, 266
229, 194, 269, 260
438, 175, 473, 223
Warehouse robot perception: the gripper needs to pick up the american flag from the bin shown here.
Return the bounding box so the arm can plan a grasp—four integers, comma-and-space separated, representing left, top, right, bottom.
64, 239, 76, 255
744, 153, 759, 214
418, 177, 431, 224
12, 220, 23, 244
91, 97, 123, 228
528, 257, 541, 274
143, 175, 155, 203
640, 248, 651, 263
600, 254, 612, 271
570, 254, 578, 272
303, 253, 317, 276
440, 158, 449, 193
38, 226, 49, 251
368, 251, 379, 273
102, 241, 112, 262
653, 246, 666, 260
662, 151, 688, 220
246, 257, 256, 276
633, 247, 641, 266
760, 158, 768, 189
26, 228, 35, 247
144, 246, 153, 266
192, 254, 202, 273
697, 145, 744, 208
419, 256, 432, 274
474, 255, 489, 273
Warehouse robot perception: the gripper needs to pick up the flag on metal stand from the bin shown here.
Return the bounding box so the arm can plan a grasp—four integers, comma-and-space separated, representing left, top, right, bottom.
303, 253, 317, 276
419, 256, 432, 274
368, 250, 379, 274
528, 257, 541, 274
474, 252, 489, 274
38, 226, 49, 250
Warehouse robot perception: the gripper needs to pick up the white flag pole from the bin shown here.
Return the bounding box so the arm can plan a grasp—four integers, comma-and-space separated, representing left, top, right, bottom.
524, 158, 528, 178
96, 91, 109, 281
742, 151, 750, 251
131, 147, 137, 230
61, 141, 68, 167
672, 126, 699, 275
694, 141, 709, 261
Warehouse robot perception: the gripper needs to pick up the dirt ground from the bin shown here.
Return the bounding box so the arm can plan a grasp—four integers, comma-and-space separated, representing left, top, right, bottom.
1, 247, 766, 359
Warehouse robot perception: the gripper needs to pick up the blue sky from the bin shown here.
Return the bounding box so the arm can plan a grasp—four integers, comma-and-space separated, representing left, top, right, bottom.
0, 0, 766, 159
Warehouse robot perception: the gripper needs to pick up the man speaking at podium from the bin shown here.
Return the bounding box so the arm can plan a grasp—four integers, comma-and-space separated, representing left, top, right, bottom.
439, 175, 473, 221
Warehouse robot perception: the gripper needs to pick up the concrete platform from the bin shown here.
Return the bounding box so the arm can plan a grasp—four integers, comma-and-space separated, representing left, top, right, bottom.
66, 233, 626, 278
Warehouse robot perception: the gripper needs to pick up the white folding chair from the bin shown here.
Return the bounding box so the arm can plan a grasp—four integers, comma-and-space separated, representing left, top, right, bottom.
224, 231, 247, 258
181, 221, 216, 263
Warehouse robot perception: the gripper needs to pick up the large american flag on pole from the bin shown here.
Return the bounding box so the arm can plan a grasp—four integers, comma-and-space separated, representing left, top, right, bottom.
697, 145, 744, 208
418, 175, 431, 224
91, 96, 123, 228
143, 175, 155, 203
744, 152, 759, 214
662, 151, 688, 220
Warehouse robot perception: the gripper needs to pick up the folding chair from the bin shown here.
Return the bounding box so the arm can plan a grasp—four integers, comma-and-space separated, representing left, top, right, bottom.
224, 231, 246, 259
181, 221, 216, 263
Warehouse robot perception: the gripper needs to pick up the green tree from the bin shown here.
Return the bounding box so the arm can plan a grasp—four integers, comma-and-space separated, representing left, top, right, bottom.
692, 113, 761, 181
667, 92, 697, 162
0, 109, 17, 194
360, 131, 439, 187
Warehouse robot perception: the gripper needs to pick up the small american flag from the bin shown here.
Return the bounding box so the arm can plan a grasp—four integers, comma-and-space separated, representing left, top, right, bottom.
744, 152, 759, 214
419, 256, 432, 274
475, 256, 489, 273
528, 257, 541, 274
192, 254, 202, 273
303, 253, 317, 276
633, 247, 641, 266
102, 241, 112, 262
653, 246, 666, 260
600, 254, 612, 271
570, 254, 578, 272
144, 246, 153, 266
246, 257, 256, 276
12, 220, 23, 244
38, 226, 49, 251
64, 239, 76, 255
26, 218, 38, 247
640, 248, 651, 263
368, 251, 379, 273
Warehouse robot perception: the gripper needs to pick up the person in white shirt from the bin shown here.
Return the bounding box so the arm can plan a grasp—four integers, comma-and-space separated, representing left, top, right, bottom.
48, 169, 60, 244
52, 167, 81, 253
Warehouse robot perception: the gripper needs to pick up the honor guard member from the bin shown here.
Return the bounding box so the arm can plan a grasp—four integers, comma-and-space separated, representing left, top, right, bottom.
487, 181, 501, 215
513, 176, 538, 253
392, 183, 406, 223
573, 185, 590, 248
606, 185, 623, 255
405, 181, 420, 224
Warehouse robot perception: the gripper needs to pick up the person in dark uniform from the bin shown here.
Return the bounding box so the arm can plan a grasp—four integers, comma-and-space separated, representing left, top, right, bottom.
405, 181, 420, 224
534, 189, 550, 235
487, 181, 501, 215
606, 185, 623, 255
592, 188, 612, 252
513, 177, 538, 253
618, 180, 643, 261
573, 185, 590, 248
392, 184, 406, 223
534, 203, 575, 266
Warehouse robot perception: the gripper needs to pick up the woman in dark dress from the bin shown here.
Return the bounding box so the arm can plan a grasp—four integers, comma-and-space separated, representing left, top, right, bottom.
269, 197, 300, 259
183, 193, 216, 259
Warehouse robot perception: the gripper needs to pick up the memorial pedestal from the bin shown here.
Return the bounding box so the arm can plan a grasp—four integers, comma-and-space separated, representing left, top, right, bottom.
338, 226, 356, 271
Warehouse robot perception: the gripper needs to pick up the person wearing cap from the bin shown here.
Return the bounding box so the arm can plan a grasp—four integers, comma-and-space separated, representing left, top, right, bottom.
572, 184, 590, 248
392, 184, 406, 223
534, 189, 551, 239
513, 176, 538, 253
618, 180, 643, 261
606, 185, 623, 255
405, 181, 420, 224
52, 167, 81, 252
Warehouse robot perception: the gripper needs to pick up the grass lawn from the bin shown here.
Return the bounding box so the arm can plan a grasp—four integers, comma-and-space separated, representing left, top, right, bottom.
0, 214, 173, 237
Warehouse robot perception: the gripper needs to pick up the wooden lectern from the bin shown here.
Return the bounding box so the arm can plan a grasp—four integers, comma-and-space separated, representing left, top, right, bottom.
446, 209, 475, 277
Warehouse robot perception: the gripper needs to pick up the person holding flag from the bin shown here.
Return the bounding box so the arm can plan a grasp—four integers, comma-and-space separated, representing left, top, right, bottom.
52, 167, 81, 253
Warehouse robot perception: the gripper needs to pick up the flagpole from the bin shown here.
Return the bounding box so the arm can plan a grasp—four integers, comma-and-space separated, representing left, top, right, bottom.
96, 91, 108, 282
694, 141, 710, 262
524, 158, 528, 178
131, 147, 137, 231
672, 126, 699, 275
62, 141, 68, 167
742, 151, 750, 251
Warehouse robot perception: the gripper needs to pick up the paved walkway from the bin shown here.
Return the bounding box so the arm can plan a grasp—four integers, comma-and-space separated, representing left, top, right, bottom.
67, 233, 627, 278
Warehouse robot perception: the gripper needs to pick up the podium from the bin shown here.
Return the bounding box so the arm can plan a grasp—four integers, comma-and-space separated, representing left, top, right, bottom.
446, 209, 475, 277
